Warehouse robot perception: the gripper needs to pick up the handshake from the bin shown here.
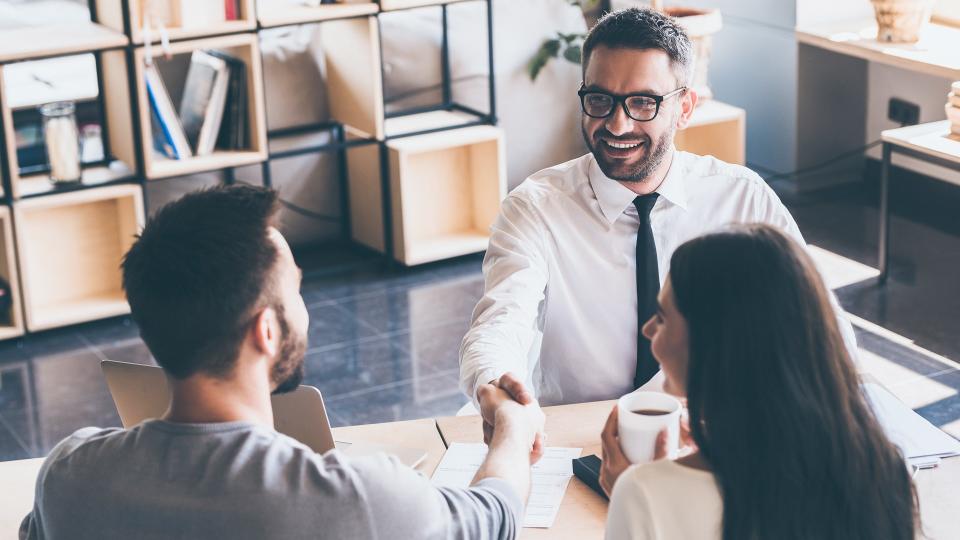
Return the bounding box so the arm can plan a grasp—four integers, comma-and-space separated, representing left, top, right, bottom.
477, 372, 546, 464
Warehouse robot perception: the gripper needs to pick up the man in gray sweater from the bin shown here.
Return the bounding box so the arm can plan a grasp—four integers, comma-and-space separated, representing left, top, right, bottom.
20, 185, 544, 540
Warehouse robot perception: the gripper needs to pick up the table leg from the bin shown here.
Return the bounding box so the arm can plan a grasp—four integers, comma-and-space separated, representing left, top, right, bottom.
878, 143, 891, 285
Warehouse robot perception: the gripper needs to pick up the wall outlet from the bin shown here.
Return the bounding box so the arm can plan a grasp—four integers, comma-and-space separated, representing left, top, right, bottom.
888, 98, 920, 126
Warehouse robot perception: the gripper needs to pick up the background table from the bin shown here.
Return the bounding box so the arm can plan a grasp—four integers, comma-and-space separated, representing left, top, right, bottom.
878, 121, 960, 283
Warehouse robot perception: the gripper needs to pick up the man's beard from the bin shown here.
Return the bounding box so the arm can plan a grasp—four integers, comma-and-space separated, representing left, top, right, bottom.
270, 305, 307, 395
583, 123, 675, 183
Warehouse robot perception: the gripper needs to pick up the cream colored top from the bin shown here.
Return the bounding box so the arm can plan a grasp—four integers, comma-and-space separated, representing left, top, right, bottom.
605, 459, 722, 540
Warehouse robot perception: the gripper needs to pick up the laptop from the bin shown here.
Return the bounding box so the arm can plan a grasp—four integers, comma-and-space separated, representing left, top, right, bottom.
100, 360, 427, 468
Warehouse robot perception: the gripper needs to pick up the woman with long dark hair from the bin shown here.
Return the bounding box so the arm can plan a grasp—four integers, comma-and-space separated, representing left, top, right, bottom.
601, 224, 917, 540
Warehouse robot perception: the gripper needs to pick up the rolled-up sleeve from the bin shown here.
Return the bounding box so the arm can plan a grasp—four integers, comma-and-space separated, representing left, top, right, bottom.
351, 455, 523, 540
459, 194, 550, 405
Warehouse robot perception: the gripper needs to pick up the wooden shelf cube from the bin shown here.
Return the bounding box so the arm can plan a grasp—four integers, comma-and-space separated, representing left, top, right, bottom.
13, 185, 144, 331
675, 99, 746, 165
95, 0, 257, 44
349, 125, 505, 265
0, 54, 138, 199
0, 22, 128, 64
132, 33, 267, 179
0, 207, 25, 340
257, 0, 380, 28
320, 15, 385, 140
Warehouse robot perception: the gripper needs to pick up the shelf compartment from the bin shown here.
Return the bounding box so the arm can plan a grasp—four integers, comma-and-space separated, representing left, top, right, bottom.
0, 53, 138, 200
132, 33, 268, 179
0, 22, 128, 64
0, 207, 25, 340
385, 124, 505, 265
675, 100, 746, 165
95, 0, 257, 44
13, 184, 144, 331
257, 0, 380, 28
320, 15, 385, 140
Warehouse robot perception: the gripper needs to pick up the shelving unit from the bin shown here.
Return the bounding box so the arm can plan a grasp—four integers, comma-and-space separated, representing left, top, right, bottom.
0, 0, 498, 339
14, 185, 143, 331
0, 206, 24, 340
96, 0, 258, 44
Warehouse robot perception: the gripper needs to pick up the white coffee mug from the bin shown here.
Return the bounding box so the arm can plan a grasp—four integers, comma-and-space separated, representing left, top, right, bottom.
617, 391, 682, 464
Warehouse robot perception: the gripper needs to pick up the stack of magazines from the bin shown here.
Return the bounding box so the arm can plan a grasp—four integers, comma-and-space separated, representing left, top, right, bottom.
146, 49, 248, 160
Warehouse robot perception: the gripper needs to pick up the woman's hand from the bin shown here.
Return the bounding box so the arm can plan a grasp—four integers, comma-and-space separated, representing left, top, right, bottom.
600, 406, 631, 497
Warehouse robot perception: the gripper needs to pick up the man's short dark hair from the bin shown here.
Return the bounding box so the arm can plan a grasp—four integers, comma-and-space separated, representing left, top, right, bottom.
582, 7, 693, 87
122, 185, 282, 379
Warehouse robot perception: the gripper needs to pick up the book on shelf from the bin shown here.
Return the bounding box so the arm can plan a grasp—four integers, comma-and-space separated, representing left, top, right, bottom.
208, 50, 249, 151
225, 0, 240, 20
179, 51, 231, 156
145, 63, 192, 160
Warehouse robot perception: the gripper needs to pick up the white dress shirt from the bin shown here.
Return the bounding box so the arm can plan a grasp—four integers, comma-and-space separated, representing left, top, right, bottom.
459, 149, 857, 406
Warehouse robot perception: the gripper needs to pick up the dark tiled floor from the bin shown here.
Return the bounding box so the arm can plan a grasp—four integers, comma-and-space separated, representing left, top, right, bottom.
0, 164, 958, 462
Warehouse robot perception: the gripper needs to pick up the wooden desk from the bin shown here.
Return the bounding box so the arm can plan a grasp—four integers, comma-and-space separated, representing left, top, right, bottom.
333, 418, 447, 475
0, 418, 446, 538
878, 121, 960, 283
438, 401, 615, 540
437, 400, 960, 540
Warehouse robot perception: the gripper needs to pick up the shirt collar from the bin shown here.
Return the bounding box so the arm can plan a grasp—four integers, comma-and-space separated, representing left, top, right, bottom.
587, 149, 689, 224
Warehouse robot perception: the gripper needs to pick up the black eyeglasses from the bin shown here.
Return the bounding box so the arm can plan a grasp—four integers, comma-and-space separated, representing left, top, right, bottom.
578, 85, 687, 122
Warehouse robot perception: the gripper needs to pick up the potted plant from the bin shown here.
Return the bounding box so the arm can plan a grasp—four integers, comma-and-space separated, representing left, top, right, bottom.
870, 0, 937, 43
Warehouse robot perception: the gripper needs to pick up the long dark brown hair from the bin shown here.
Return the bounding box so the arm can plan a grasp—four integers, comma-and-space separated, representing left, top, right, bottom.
669, 224, 917, 540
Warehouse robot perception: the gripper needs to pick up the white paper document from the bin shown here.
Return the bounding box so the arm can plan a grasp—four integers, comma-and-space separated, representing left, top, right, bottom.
863, 382, 960, 461
431, 443, 582, 528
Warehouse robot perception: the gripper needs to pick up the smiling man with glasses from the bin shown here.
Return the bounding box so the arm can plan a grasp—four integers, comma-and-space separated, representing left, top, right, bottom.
461, 8, 857, 433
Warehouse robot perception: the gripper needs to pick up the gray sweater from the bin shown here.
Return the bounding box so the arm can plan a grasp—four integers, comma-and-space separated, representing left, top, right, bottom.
21, 420, 522, 539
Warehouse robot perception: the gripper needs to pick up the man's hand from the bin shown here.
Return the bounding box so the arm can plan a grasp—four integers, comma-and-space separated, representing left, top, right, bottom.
479, 372, 541, 444
476, 383, 545, 464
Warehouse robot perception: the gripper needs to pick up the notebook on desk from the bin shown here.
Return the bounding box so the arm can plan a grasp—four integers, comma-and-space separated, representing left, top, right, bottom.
862, 381, 960, 462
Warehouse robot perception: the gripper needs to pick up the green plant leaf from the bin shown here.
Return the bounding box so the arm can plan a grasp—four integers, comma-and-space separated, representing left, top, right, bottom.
528, 38, 562, 81
563, 44, 582, 64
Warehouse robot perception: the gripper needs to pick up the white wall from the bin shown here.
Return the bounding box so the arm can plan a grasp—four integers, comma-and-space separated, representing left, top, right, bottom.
865, 63, 960, 186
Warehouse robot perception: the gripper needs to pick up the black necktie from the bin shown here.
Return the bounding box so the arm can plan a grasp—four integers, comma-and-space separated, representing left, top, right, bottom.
634, 193, 660, 389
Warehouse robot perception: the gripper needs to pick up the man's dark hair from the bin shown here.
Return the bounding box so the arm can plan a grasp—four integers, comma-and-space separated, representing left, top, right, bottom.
122, 185, 282, 379
582, 7, 693, 86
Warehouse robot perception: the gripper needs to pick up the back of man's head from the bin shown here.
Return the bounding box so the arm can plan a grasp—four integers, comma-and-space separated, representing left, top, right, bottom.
122, 185, 281, 379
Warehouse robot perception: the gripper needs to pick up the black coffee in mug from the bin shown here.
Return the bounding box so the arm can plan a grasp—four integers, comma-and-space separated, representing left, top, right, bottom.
631, 408, 670, 416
